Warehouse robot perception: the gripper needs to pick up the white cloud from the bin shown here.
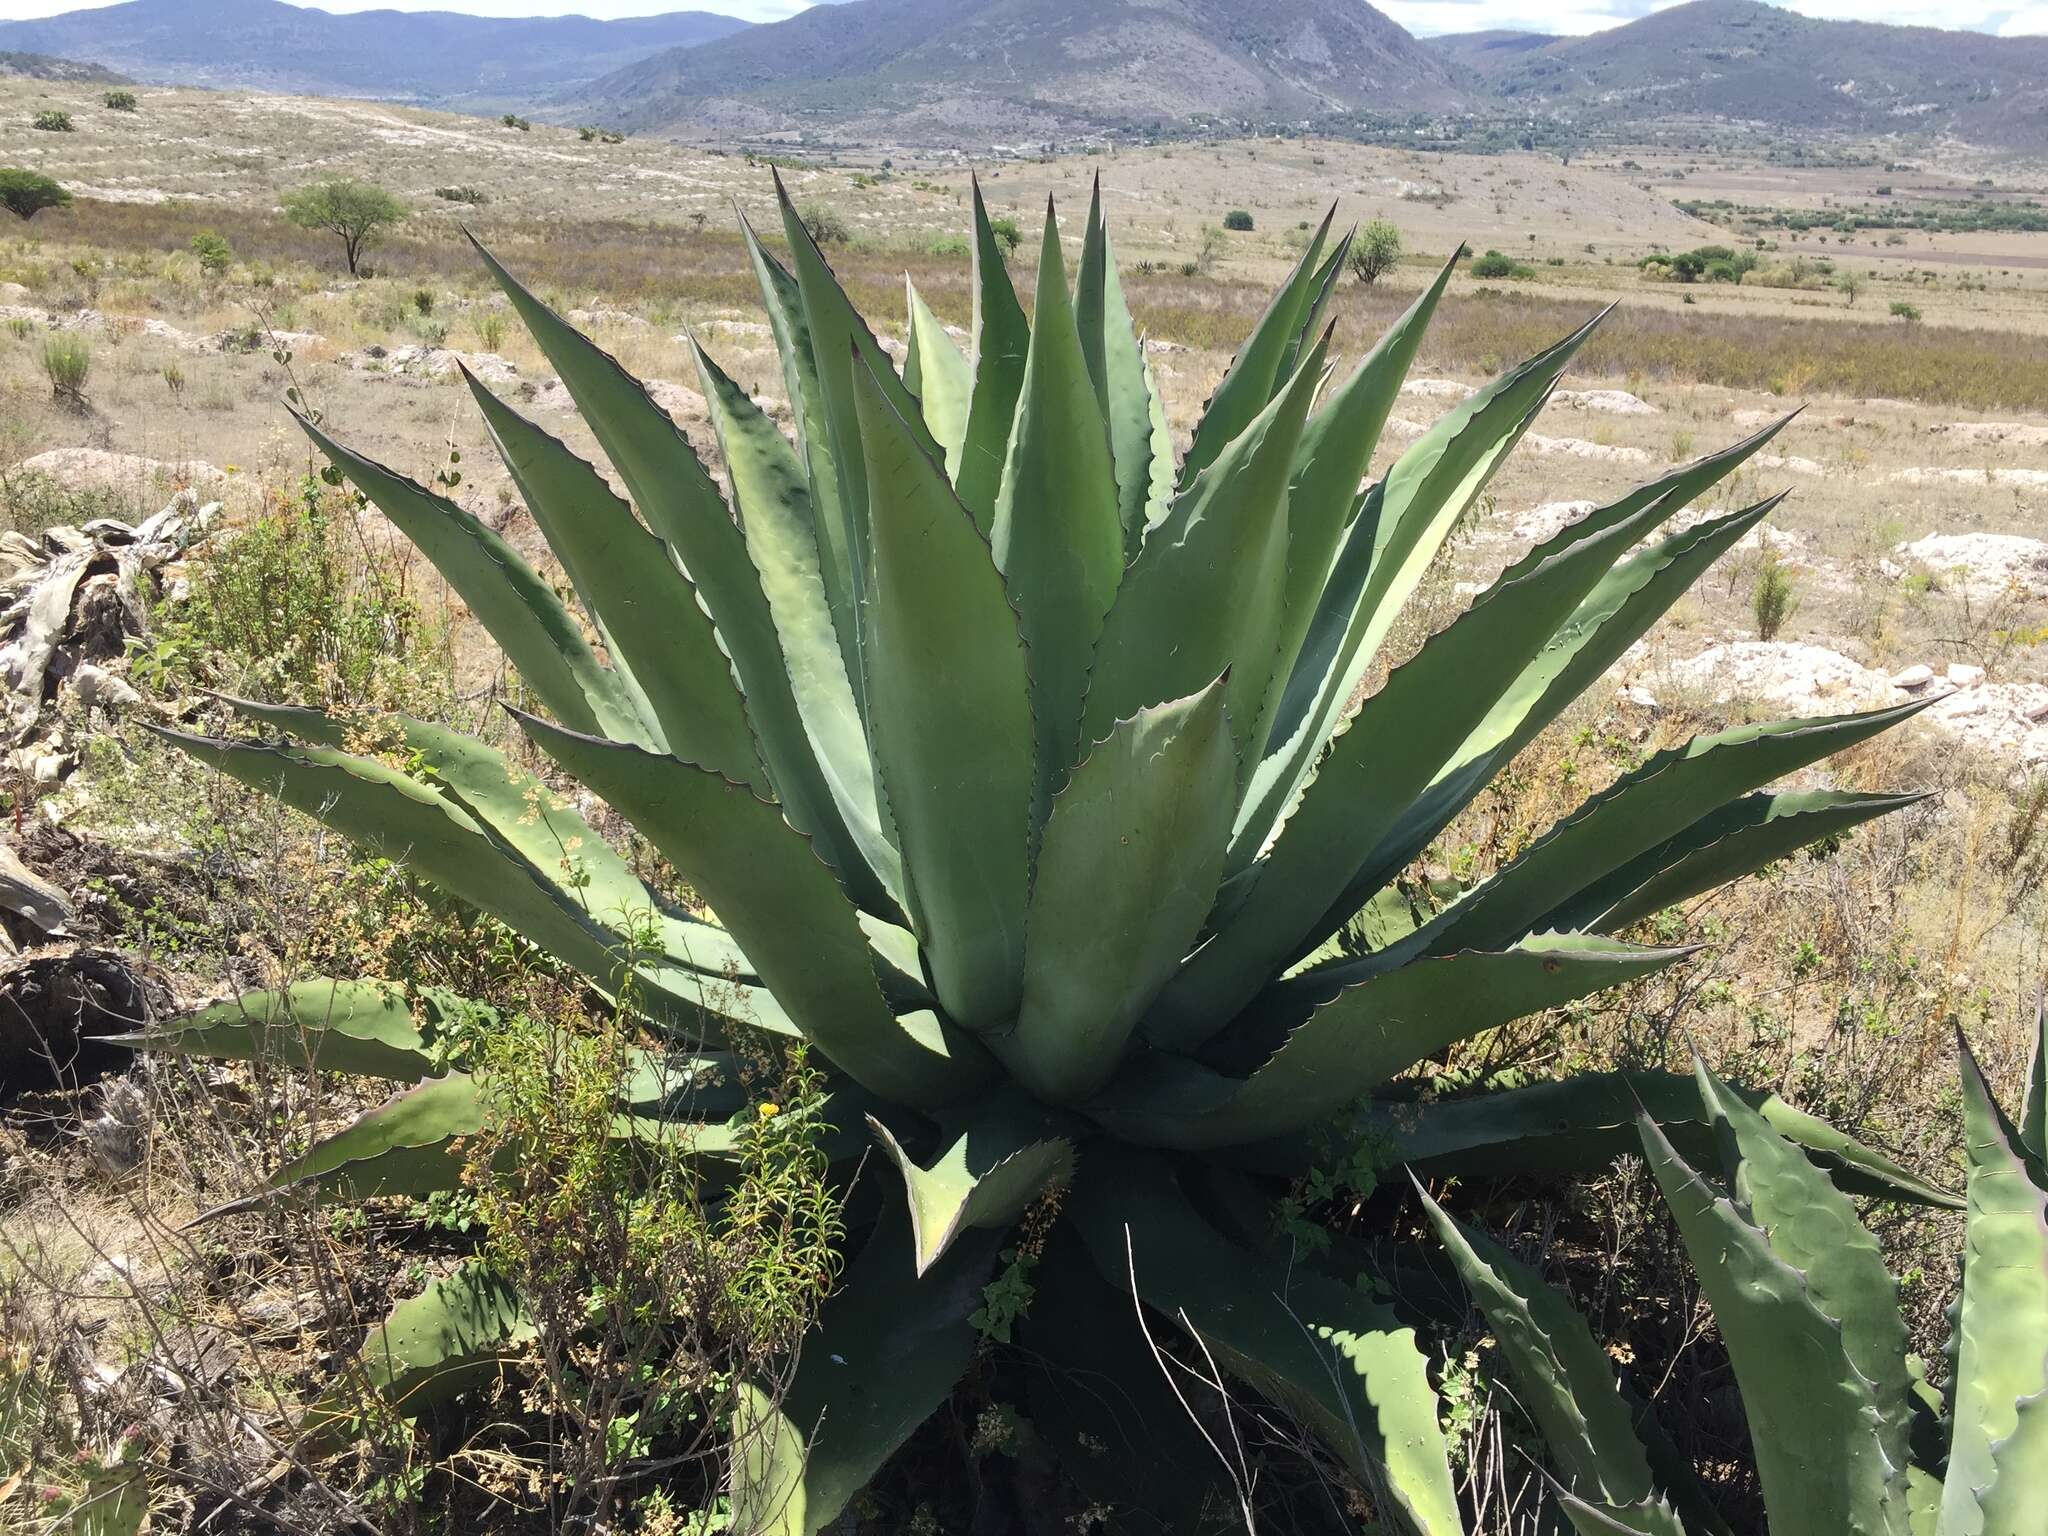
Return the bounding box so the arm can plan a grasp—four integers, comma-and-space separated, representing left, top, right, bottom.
1997, 2, 2048, 31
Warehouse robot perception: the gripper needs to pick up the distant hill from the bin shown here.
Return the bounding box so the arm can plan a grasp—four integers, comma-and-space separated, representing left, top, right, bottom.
0, 50, 130, 85
1470, 0, 2048, 149
0, 0, 750, 109
1428, 30, 1557, 73
572, 0, 1470, 145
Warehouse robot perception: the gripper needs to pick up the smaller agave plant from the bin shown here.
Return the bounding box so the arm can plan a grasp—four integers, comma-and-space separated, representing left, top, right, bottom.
124, 174, 1959, 1533
1421, 1008, 2048, 1536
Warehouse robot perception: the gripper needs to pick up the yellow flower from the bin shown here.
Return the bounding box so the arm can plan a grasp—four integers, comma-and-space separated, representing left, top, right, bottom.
757, 1102, 780, 1119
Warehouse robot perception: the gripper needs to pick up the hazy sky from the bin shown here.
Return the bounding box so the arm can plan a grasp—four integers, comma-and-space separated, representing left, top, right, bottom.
0, 0, 2042, 40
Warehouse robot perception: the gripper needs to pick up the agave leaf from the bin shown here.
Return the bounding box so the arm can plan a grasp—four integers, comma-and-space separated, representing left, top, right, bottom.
461, 366, 758, 774
903, 278, 972, 472
1255, 251, 1459, 772
992, 200, 1125, 837
1006, 680, 1237, 1104
2023, 992, 2045, 1164
1413, 1183, 1680, 1531
1071, 1150, 1463, 1536
1329, 487, 1796, 915
739, 213, 858, 692
691, 336, 904, 917
1975, 1387, 2048, 1533
1178, 205, 1333, 488
154, 727, 776, 1036
209, 695, 761, 985
853, 348, 1033, 1031
1082, 326, 1329, 767
303, 1263, 533, 1448
1243, 310, 1608, 866
1549, 1487, 1697, 1536
952, 178, 1032, 526
1546, 790, 1928, 936
295, 414, 639, 744
263, 1072, 484, 1208
512, 713, 990, 1109
1246, 1072, 1959, 1211
116, 978, 444, 1081
1074, 175, 1174, 556
1156, 490, 1674, 1049
1346, 700, 1932, 975
1940, 1035, 2048, 1536
1095, 937, 1687, 1150
773, 172, 938, 590
473, 239, 876, 898
1638, 1115, 1895, 1535
1278, 226, 1353, 385
731, 1208, 1000, 1536
1693, 1062, 1915, 1496
869, 1098, 1075, 1275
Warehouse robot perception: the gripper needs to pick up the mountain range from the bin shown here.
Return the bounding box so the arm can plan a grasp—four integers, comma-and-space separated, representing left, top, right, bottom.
4, 0, 2047, 150
1436, 0, 2048, 148
571, 0, 1466, 144
0, 0, 748, 108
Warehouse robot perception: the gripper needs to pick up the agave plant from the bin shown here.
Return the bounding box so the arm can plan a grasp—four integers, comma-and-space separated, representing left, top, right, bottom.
1420, 1007, 2047, 1536
132, 176, 1956, 1532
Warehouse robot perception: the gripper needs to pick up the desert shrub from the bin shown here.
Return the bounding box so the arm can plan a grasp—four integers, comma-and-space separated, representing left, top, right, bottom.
161, 359, 183, 397
922, 232, 970, 259
433, 184, 487, 205
1890, 300, 1923, 323
40, 330, 89, 404
31, 110, 72, 133
1470, 248, 1534, 279
462, 999, 841, 1530
102, 89, 137, 112
0, 466, 128, 535
0, 167, 69, 220
137, 474, 441, 714
1222, 208, 1255, 231
988, 214, 1023, 253
187, 229, 233, 275
411, 286, 435, 316
1751, 542, 1800, 639
1350, 217, 1401, 284
501, 113, 531, 131
476, 309, 506, 350
800, 202, 850, 247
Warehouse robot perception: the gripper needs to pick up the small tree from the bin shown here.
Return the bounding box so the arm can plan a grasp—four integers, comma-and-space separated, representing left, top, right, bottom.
1349, 218, 1401, 284
1751, 543, 1799, 640
189, 230, 233, 275
1889, 299, 1922, 324
282, 178, 405, 277
0, 168, 71, 220
1222, 208, 1254, 232
1836, 270, 1862, 306
988, 215, 1022, 254
103, 90, 138, 112
42, 331, 90, 407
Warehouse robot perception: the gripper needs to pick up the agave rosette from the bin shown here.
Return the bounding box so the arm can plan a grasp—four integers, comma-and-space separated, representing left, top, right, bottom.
137, 176, 1950, 1533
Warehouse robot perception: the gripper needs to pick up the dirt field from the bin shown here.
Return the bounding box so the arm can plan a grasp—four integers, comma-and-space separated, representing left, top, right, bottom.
4, 69, 2048, 1534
